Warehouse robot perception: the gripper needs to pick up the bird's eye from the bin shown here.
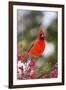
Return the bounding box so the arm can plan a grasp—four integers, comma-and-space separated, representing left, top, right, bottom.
40, 34, 44, 40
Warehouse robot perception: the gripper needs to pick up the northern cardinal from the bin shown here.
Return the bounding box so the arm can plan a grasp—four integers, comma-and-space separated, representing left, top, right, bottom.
28, 27, 46, 57
18, 27, 47, 63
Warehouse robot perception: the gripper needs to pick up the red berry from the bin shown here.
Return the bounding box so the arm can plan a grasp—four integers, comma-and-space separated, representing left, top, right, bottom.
50, 71, 55, 78
30, 71, 36, 79
55, 69, 58, 77
28, 60, 36, 68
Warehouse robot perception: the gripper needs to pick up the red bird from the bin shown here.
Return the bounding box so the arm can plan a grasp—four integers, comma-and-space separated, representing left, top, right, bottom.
28, 27, 46, 57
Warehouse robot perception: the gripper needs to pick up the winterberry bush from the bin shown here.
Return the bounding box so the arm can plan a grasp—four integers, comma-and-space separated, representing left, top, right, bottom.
17, 45, 58, 80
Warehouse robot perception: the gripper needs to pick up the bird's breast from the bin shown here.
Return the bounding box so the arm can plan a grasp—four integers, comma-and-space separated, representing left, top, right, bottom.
29, 40, 45, 57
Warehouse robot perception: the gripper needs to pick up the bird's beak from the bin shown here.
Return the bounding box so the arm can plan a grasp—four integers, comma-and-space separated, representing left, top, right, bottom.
41, 34, 44, 38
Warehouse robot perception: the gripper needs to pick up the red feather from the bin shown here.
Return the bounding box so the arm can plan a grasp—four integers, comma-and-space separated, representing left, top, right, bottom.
28, 27, 46, 57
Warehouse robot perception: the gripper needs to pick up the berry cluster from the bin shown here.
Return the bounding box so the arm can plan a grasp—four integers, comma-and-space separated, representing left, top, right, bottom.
41, 63, 58, 78
17, 60, 36, 79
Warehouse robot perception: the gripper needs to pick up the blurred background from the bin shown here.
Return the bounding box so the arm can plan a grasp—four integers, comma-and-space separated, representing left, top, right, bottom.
17, 9, 58, 79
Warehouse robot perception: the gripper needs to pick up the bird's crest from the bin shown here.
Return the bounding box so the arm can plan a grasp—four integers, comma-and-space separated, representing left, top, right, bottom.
38, 27, 44, 38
